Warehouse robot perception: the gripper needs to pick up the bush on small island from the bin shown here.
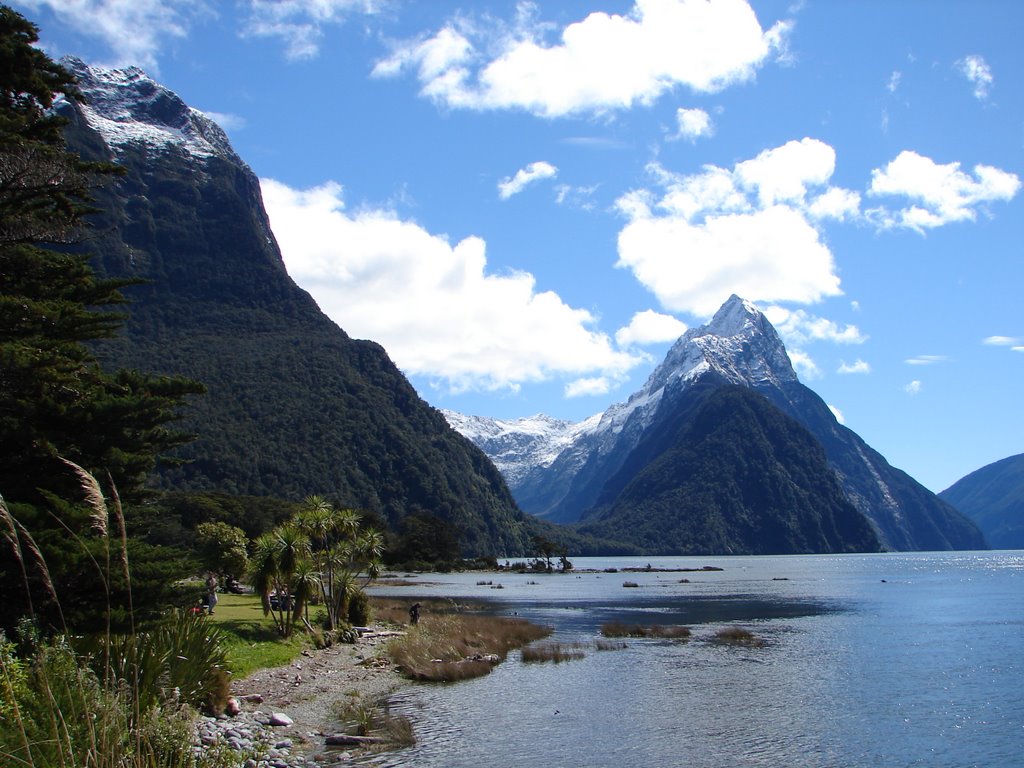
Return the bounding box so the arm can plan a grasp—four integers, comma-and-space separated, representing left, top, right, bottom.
713, 626, 764, 647
600, 622, 691, 640
386, 611, 551, 682
521, 641, 585, 663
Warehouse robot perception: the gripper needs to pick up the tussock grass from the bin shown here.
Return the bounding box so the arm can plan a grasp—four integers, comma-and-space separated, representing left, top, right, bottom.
0, 467, 237, 768
600, 622, 691, 639
387, 612, 551, 682
713, 626, 764, 647
332, 696, 416, 749
595, 639, 627, 651
521, 642, 585, 663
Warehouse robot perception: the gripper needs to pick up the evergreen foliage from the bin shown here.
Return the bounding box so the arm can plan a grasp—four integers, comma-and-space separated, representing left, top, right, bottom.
0, 10, 201, 506
0, 9, 200, 634
57, 64, 534, 558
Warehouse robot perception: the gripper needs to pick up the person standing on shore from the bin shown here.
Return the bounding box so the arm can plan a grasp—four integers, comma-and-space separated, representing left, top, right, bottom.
409, 602, 420, 625
206, 574, 219, 615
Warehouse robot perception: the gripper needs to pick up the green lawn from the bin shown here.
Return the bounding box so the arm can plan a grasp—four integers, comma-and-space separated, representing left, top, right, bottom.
207, 593, 309, 678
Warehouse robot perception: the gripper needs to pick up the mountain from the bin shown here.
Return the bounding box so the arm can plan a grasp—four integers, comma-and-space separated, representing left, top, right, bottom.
940, 454, 1024, 549
447, 296, 985, 552
57, 59, 532, 557
577, 383, 880, 554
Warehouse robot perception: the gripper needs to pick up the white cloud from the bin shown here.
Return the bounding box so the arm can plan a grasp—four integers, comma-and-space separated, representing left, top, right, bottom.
734, 138, 837, 207
199, 110, 247, 132
807, 186, 861, 222
764, 306, 867, 346
373, 0, 790, 117
672, 107, 713, 141
17, 0, 198, 71
554, 183, 599, 210
905, 380, 922, 395
828, 404, 845, 424
260, 178, 644, 393
565, 377, 612, 398
905, 355, 949, 366
887, 70, 901, 93
868, 151, 1021, 232
20, 0, 383, 67
787, 349, 821, 380
498, 161, 558, 200
241, 0, 381, 59
837, 359, 870, 375
615, 138, 855, 317
983, 335, 1022, 346
957, 54, 993, 100
615, 310, 687, 347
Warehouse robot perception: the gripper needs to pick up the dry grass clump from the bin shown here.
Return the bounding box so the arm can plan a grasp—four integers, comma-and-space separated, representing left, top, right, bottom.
521, 642, 585, 664
332, 697, 416, 748
712, 626, 764, 647
595, 639, 628, 651
622, 581, 640, 588
387, 612, 551, 682
600, 622, 691, 640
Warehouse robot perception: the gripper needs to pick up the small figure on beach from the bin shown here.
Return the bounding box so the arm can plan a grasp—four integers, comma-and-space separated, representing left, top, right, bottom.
409, 602, 421, 625
206, 574, 218, 615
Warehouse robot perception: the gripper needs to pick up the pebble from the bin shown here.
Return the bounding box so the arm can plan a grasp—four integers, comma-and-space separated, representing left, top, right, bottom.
193, 709, 331, 768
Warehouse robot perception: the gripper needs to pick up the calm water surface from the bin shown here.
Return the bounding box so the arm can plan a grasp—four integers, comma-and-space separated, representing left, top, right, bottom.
356, 552, 1023, 767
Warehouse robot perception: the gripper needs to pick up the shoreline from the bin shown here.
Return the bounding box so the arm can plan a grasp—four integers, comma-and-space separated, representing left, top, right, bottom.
215, 626, 410, 765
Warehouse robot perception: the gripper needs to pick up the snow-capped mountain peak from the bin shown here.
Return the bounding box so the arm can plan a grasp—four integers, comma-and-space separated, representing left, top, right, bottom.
643, 294, 797, 398
60, 58, 238, 162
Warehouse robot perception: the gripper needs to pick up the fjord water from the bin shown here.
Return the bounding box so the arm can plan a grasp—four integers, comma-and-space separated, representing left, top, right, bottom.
362, 553, 1023, 767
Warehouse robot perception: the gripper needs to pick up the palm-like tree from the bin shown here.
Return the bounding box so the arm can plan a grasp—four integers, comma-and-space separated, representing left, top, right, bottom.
247, 524, 311, 637
293, 497, 383, 629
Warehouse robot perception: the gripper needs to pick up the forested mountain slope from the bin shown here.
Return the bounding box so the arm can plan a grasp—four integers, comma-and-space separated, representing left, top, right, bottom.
60, 59, 532, 556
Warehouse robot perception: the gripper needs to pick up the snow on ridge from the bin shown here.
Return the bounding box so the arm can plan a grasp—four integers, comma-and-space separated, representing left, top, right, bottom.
61, 57, 237, 162
447, 295, 798, 488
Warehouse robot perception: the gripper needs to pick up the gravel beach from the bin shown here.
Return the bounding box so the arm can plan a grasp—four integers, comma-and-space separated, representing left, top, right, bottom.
196, 628, 409, 767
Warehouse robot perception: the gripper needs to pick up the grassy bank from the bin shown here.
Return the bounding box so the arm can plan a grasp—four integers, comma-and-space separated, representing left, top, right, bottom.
206, 593, 309, 678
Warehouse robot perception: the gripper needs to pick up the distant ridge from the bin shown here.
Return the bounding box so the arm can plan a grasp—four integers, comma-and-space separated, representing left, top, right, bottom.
448, 295, 985, 553
940, 453, 1024, 549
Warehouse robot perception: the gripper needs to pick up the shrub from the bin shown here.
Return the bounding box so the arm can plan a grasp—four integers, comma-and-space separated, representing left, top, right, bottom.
713, 626, 763, 647
348, 589, 372, 627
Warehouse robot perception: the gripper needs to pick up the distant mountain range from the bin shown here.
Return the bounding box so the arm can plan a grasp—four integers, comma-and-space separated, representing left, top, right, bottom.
59, 59, 534, 557
447, 296, 985, 553
940, 454, 1024, 549
59, 57, 986, 558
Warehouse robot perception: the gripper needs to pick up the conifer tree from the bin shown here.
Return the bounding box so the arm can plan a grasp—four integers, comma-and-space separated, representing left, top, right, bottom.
0, 6, 203, 632
0, 6, 202, 506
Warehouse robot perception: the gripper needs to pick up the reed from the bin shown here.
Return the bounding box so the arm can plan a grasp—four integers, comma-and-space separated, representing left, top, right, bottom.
521, 642, 585, 663
387, 611, 551, 682
0, 466, 235, 768
600, 622, 691, 639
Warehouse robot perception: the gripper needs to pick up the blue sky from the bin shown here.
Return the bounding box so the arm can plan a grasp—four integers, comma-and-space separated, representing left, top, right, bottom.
15, 0, 1023, 493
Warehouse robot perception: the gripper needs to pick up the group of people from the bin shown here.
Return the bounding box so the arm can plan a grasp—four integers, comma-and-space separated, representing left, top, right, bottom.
190, 574, 219, 615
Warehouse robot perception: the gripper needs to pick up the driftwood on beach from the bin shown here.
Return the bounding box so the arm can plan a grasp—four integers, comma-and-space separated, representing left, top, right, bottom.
324, 734, 389, 746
